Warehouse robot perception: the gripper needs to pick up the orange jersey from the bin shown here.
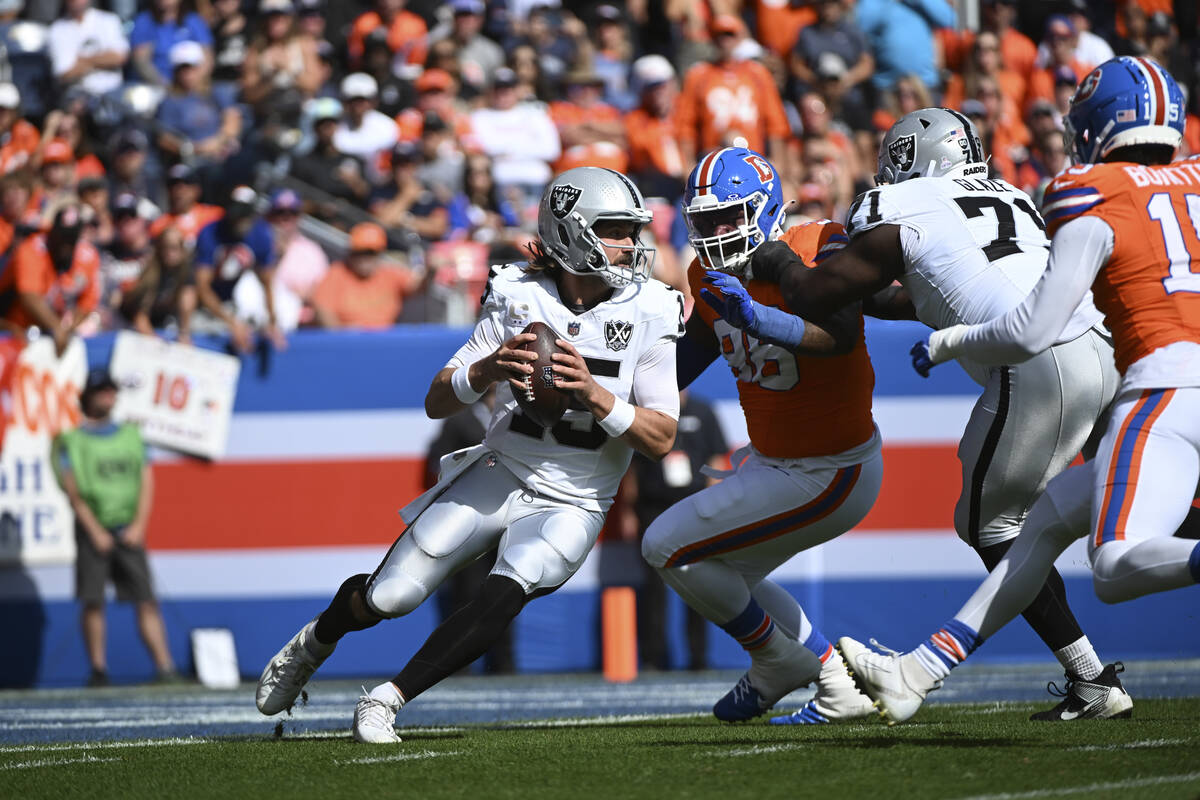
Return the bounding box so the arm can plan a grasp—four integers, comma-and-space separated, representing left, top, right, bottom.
677, 59, 789, 155
549, 101, 628, 172
624, 107, 685, 178
347, 10, 427, 66
754, 0, 815, 58
0, 120, 40, 175
1044, 161, 1200, 373
688, 221, 875, 459
149, 204, 224, 246
5, 233, 100, 328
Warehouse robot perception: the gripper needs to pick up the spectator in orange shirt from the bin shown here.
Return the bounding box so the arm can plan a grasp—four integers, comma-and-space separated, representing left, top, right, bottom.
755, 0, 816, 60
676, 15, 790, 167
310, 222, 418, 329
0, 83, 39, 176
624, 55, 686, 202
549, 70, 627, 174
1025, 15, 1089, 111
347, 0, 427, 70
395, 69, 471, 146
149, 164, 223, 248
7, 204, 100, 353
943, 0, 1036, 84
943, 31, 1027, 127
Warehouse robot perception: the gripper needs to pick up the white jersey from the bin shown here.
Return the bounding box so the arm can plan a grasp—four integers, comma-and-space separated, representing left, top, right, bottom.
847, 176, 1102, 379
447, 264, 684, 511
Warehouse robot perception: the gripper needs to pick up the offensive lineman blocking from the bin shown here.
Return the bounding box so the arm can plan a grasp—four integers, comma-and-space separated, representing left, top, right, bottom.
841, 57, 1200, 724
745, 108, 1130, 719
256, 167, 684, 742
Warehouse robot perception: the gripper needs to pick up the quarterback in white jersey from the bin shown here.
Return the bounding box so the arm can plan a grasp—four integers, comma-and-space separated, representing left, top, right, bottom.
255, 167, 683, 743
449, 261, 684, 512
750, 108, 1129, 720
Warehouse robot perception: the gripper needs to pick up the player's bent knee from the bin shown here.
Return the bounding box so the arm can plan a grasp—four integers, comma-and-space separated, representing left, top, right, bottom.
1091, 545, 1131, 604
365, 571, 430, 618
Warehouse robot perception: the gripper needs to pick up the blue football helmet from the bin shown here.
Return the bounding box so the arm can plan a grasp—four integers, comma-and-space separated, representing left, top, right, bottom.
1066, 56, 1184, 165
683, 146, 784, 276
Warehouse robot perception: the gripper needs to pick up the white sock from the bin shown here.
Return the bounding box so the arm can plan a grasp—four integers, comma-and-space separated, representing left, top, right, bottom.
1054, 636, 1103, 681
368, 681, 405, 708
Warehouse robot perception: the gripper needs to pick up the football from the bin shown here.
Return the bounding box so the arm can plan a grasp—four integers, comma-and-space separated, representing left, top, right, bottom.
515, 321, 569, 427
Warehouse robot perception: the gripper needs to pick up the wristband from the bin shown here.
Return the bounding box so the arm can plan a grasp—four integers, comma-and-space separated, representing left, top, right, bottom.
598, 397, 636, 437
451, 365, 485, 404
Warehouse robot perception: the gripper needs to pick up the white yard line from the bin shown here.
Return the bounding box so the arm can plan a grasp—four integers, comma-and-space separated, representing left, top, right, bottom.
703, 743, 808, 758
499, 712, 705, 728
0, 754, 120, 770
281, 727, 464, 740
953, 772, 1200, 800
1068, 738, 1189, 752
0, 737, 208, 754
335, 750, 462, 766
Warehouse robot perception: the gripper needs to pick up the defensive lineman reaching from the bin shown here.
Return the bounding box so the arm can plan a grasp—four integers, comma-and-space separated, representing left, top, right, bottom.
746, 108, 1130, 720
643, 146, 882, 724
840, 58, 1200, 723
256, 167, 684, 742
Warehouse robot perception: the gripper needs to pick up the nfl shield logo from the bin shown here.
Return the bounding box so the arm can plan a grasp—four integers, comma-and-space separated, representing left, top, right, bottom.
567, 321, 581, 337
549, 184, 583, 219
604, 320, 633, 351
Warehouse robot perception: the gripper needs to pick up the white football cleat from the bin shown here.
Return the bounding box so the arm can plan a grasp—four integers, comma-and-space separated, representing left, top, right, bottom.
770, 650, 876, 725
837, 636, 932, 725
353, 692, 402, 743
256, 619, 331, 715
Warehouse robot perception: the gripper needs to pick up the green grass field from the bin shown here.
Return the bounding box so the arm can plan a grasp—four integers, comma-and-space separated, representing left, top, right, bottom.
4, 699, 1199, 800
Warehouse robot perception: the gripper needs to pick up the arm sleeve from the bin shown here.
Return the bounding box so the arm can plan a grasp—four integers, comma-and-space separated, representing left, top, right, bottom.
632, 336, 680, 419
928, 215, 1112, 365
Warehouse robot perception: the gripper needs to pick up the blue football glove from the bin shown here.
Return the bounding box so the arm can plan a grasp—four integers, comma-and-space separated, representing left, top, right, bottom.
910, 340, 935, 378
699, 271, 757, 330
700, 270, 807, 349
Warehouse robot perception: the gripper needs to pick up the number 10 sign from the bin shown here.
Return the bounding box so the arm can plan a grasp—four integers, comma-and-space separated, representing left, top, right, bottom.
109, 332, 242, 460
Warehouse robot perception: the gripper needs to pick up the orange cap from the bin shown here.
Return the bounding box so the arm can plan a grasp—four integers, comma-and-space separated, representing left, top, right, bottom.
415, 68, 454, 93
42, 139, 75, 164
349, 222, 386, 252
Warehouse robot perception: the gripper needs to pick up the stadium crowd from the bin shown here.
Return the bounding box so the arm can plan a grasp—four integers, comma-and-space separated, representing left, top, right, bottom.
0, 0, 1195, 349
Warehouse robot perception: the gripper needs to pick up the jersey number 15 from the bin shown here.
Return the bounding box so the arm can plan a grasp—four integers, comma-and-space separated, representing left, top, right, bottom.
1147, 192, 1200, 295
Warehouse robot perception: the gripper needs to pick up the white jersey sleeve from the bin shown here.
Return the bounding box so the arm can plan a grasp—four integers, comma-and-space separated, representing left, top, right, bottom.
928, 215, 1112, 366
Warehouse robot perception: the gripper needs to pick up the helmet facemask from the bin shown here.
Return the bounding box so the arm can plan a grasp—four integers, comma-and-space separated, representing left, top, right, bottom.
558, 211, 655, 288
684, 192, 770, 276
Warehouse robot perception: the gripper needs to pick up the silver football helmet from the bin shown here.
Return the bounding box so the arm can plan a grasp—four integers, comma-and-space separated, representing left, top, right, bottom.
536, 167, 655, 288
875, 107, 988, 185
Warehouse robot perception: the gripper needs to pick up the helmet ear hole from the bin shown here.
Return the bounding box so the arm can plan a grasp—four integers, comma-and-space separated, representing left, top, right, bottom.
557, 224, 570, 247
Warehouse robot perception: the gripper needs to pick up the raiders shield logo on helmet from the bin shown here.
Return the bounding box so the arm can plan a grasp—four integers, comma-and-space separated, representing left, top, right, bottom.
888, 134, 916, 171
604, 320, 633, 351
549, 184, 583, 219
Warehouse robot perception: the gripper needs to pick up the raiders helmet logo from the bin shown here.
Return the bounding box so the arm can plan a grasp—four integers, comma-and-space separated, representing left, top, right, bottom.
604, 320, 633, 351
888, 134, 916, 172
549, 184, 583, 219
